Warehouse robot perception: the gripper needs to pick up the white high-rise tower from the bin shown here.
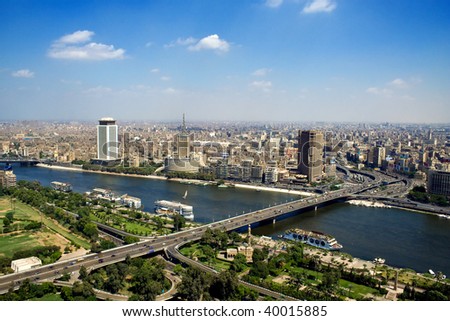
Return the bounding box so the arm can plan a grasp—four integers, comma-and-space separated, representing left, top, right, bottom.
97, 117, 118, 160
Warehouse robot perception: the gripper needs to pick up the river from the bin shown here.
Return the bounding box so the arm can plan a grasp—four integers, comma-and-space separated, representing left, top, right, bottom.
11, 165, 450, 275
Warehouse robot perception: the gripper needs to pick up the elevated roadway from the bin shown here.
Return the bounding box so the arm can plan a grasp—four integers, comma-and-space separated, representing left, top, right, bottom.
0, 178, 399, 297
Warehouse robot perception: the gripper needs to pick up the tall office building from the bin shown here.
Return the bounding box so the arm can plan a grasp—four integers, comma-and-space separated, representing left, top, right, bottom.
174, 114, 194, 158
298, 130, 324, 183
373, 146, 386, 168
97, 117, 118, 160
427, 170, 450, 196
165, 114, 200, 173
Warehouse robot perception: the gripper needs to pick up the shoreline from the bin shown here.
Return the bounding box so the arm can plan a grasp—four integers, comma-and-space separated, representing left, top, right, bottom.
233, 183, 313, 196
35, 164, 311, 196
36, 163, 168, 180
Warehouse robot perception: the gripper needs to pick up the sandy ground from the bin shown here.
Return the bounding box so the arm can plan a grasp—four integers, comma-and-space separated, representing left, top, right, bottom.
59, 247, 89, 262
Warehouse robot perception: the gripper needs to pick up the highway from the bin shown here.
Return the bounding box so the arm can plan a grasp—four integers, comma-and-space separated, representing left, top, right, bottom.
0, 172, 419, 298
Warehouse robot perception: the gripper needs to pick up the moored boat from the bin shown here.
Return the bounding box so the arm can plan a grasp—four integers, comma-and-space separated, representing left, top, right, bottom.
279, 228, 343, 251
154, 200, 194, 220
51, 181, 72, 192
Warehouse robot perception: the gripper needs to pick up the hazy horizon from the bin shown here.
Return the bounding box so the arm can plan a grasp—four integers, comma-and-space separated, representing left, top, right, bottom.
1, 0, 450, 123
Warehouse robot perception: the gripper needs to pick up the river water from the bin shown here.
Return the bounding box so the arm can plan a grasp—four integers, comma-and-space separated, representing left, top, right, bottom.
11, 165, 450, 275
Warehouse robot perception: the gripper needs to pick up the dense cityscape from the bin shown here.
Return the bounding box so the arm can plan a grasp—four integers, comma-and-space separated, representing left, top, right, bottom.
0, 117, 449, 302
1, 1, 450, 317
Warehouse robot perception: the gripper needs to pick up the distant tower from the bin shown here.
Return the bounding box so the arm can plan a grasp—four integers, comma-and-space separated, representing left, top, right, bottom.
298, 130, 324, 182
175, 113, 193, 159
97, 117, 118, 160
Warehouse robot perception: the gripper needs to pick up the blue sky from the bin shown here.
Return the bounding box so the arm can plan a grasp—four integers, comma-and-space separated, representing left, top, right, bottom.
1, 0, 450, 123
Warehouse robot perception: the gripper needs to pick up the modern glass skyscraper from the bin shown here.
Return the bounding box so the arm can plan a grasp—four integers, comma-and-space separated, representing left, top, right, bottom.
97, 117, 118, 160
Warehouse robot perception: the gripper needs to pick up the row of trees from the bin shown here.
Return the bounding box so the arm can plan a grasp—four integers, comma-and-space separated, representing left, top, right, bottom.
166, 171, 215, 181
81, 163, 160, 176
177, 267, 257, 301
81, 256, 170, 300
408, 185, 449, 206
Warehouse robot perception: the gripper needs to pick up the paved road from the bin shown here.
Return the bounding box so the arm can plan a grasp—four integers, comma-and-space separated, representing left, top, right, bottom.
0, 172, 413, 297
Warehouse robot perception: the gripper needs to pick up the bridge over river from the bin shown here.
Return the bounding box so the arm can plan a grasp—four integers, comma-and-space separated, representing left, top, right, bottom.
1, 176, 396, 298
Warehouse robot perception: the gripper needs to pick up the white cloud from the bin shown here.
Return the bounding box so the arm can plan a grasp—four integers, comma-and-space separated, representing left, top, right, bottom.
265, 0, 283, 8
165, 37, 197, 48
83, 86, 112, 95
12, 69, 34, 78
366, 87, 392, 97
48, 30, 125, 61
188, 34, 230, 53
160, 76, 171, 81
150, 68, 160, 73
388, 78, 408, 88
252, 68, 271, 77
145, 42, 154, 48
250, 80, 272, 92
302, 0, 337, 14
58, 30, 94, 44
163, 87, 177, 95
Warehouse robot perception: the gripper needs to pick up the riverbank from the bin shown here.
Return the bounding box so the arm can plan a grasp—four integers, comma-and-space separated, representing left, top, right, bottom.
36, 163, 167, 180
234, 183, 314, 196
35, 163, 313, 196
347, 199, 392, 208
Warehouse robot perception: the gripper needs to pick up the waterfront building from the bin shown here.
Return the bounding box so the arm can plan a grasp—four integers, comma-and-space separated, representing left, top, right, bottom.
265, 167, 278, 184
165, 114, 200, 173
298, 130, 324, 182
97, 117, 118, 160
0, 170, 16, 188
427, 170, 450, 196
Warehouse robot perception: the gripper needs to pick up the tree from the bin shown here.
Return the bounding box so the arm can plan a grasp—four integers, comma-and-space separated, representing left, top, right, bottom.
2, 217, 11, 227
5, 211, 14, 222
79, 265, 88, 280
83, 223, 99, 241
173, 214, 186, 231
130, 259, 166, 300
177, 267, 211, 301
320, 269, 341, 292
71, 281, 96, 300
230, 253, 247, 273
288, 243, 304, 264
124, 235, 140, 244
229, 231, 243, 245
252, 248, 268, 263
209, 271, 239, 300
202, 245, 216, 266
250, 261, 269, 279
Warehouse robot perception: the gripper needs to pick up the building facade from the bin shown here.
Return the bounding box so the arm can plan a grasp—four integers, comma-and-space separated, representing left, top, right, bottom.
427, 170, 450, 196
298, 130, 324, 182
0, 170, 16, 188
97, 117, 118, 160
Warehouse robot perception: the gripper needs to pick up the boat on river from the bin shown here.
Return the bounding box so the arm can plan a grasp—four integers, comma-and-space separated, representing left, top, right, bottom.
279, 228, 343, 251
154, 200, 194, 221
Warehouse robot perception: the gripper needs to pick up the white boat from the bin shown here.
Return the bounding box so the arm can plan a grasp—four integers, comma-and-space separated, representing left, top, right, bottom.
51, 181, 72, 192
182, 190, 188, 199
154, 200, 194, 221
279, 228, 343, 251
429, 269, 435, 275
373, 257, 386, 264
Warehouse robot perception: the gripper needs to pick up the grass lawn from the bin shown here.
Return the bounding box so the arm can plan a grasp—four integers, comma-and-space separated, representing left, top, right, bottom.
29, 293, 64, 301
0, 233, 38, 257
0, 196, 91, 250
338, 279, 380, 300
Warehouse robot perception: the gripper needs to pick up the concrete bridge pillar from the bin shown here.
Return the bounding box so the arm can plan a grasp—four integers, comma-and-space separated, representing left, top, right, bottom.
273, 218, 276, 225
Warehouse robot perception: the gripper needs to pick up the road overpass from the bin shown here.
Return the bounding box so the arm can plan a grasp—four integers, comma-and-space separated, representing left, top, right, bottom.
0, 178, 396, 297
0, 158, 40, 166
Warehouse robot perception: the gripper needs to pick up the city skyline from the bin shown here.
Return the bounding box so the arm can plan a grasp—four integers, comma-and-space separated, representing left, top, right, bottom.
1, 0, 450, 123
